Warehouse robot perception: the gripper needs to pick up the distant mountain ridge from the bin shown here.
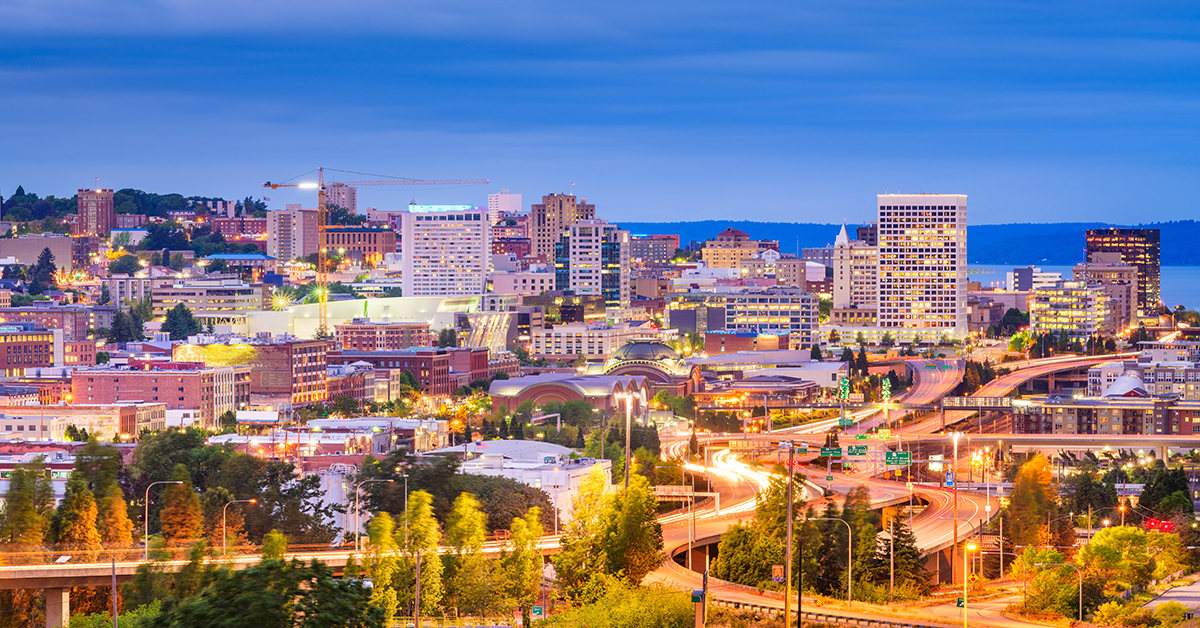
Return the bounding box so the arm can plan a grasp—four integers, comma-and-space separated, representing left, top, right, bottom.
615, 220, 1200, 266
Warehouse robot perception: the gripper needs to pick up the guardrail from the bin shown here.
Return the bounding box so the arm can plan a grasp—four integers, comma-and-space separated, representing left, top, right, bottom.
709, 598, 956, 628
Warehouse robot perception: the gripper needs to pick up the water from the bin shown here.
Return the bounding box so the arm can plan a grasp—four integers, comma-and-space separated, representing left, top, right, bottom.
967, 265, 1200, 310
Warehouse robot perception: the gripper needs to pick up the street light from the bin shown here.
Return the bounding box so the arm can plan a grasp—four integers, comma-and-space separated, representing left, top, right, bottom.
1036, 563, 1082, 620
354, 478, 394, 552
144, 481, 183, 561
963, 541, 977, 628
810, 517, 853, 606
222, 499, 256, 555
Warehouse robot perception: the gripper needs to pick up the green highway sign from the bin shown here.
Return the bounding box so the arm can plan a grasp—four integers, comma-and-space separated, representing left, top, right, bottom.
826, 475, 833, 481
820, 447, 842, 457
796, 448, 808, 455
956, 598, 964, 608
838, 418, 855, 427
885, 451, 912, 466
532, 606, 544, 617
847, 445, 867, 456
855, 434, 869, 440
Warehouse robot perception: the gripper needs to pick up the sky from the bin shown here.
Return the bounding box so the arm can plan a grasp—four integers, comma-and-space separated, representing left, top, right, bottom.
1, 0, 1199, 224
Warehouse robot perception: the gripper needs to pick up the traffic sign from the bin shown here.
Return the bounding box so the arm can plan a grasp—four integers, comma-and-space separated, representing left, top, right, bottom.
691, 590, 705, 603
956, 597, 964, 608
969, 573, 979, 583
855, 434, 869, 440
885, 451, 911, 466
847, 445, 867, 456
826, 475, 833, 481
796, 448, 808, 455
772, 565, 784, 583
820, 447, 842, 457
946, 471, 955, 487
532, 606, 544, 618
838, 418, 855, 427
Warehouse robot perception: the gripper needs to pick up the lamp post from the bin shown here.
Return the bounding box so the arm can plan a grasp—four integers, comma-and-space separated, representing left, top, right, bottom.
950, 432, 961, 580
963, 541, 977, 628
616, 392, 634, 489
781, 442, 796, 623
810, 517, 853, 606
354, 478, 394, 552
222, 499, 256, 555
144, 481, 183, 561
1036, 563, 1082, 620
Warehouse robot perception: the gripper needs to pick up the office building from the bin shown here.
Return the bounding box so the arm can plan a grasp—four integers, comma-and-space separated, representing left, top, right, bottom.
400, 207, 489, 297
1073, 253, 1138, 330
75, 188, 115, 237
630, 235, 680, 266
0, 306, 90, 342
529, 320, 671, 361
723, 287, 819, 349
530, 193, 595, 259
876, 194, 967, 337
326, 348, 452, 396
152, 276, 265, 325
492, 270, 555, 297
325, 183, 357, 214
553, 220, 630, 308
1029, 280, 1113, 340
856, 223, 878, 247
173, 335, 329, 407
487, 189, 522, 225
1086, 228, 1160, 313
702, 229, 779, 269
1007, 266, 1064, 292
831, 224, 877, 309
774, 258, 809, 289
491, 237, 532, 258
522, 291, 606, 324
267, 205, 319, 262
322, 226, 396, 266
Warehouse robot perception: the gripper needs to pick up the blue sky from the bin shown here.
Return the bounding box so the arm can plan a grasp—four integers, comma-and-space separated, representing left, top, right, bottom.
1, 1, 1198, 224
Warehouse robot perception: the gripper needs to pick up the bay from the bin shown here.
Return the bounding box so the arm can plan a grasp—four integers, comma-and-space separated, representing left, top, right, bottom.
967, 265, 1200, 309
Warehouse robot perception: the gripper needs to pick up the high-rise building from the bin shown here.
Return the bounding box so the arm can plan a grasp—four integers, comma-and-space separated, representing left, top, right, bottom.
325, 183, 358, 214
1085, 228, 1160, 313
1030, 280, 1113, 339
400, 207, 490, 297
530, 194, 595, 259
630, 234, 680, 266
267, 205, 319, 262
487, 189, 523, 225
75, 188, 115, 237
831, 224, 878, 309
876, 194, 967, 337
553, 220, 630, 308
855, 222, 879, 247
1073, 252, 1138, 331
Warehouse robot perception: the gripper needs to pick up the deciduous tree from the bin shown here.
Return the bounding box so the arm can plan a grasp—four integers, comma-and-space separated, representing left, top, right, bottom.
159, 464, 202, 545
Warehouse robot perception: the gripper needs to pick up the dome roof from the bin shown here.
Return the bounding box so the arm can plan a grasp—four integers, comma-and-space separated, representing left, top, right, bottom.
609, 341, 680, 363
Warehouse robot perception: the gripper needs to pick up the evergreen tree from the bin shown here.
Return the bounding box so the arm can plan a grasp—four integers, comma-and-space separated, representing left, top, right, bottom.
161, 303, 202, 340
159, 464, 202, 545
48, 472, 103, 559
855, 347, 869, 377
34, 247, 57, 284
810, 346, 823, 361
839, 347, 854, 364
96, 482, 134, 548
0, 460, 55, 548
74, 437, 123, 493
855, 331, 867, 348
99, 283, 111, 305
871, 518, 931, 595
110, 310, 134, 343
200, 486, 247, 554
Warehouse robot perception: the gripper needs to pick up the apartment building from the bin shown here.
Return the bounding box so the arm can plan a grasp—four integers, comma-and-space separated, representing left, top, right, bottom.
876, 194, 967, 337
71, 362, 250, 429
75, 188, 115, 237
400, 207, 489, 297
334, 318, 431, 351
152, 276, 265, 324
267, 205, 319, 262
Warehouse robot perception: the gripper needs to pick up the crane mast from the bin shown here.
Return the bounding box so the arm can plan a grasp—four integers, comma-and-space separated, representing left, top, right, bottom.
263, 168, 489, 336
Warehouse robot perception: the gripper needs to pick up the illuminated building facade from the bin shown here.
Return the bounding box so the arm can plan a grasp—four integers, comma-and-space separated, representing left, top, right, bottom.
876, 194, 966, 337
554, 220, 630, 308
1085, 228, 1160, 313
1029, 280, 1112, 339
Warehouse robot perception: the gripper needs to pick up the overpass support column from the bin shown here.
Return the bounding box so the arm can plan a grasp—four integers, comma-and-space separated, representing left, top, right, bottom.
45, 588, 69, 627
1160, 444, 1169, 462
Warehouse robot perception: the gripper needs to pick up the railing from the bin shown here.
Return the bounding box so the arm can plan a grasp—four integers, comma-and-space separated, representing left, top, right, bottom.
709, 598, 956, 628
0, 542, 358, 567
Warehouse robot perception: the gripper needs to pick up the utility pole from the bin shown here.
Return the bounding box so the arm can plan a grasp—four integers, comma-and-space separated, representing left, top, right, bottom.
889, 516, 895, 604
414, 549, 422, 628
783, 443, 795, 624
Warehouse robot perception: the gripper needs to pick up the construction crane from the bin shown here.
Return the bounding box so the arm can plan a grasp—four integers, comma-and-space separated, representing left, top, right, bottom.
263, 167, 489, 336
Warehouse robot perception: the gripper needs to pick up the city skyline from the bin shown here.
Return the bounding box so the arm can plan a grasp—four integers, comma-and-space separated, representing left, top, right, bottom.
3, 3, 1200, 224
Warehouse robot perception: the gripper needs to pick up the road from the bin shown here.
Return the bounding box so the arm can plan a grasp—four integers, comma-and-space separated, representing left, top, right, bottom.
925, 594, 1031, 628
1143, 579, 1200, 610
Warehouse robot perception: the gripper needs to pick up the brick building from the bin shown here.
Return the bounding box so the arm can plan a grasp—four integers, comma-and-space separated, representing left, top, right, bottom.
491, 237, 532, 258
322, 226, 397, 266
75, 188, 115, 237
334, 318, 431, 351
326, 348, 452, 396
172, 336, 329, 407
212, 217, 268, 238
70, 362, 250, 429
0, 323, 59, 377
327, 363, 376, 408
0, 306, 91, 341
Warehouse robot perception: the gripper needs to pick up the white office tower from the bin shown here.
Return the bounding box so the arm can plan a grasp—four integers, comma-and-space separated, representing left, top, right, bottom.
400, 207, 490, 297
487, 189, 522, 225
554, 219, 631, 308
876, 194, 967, 338
831, 224, 878, 309
325, 183, 358, 214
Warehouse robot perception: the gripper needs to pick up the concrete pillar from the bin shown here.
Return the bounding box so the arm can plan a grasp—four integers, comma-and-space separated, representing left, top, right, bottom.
1159, 444, 1169, 462
45, 588, 69, 628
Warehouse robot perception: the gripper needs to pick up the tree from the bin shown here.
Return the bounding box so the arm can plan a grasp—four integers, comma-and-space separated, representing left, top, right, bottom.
48, 472, 103, 559
255, 530, 286, 562
109, 254, 141, 275
161, 303, 202, 340
444, 492, 490, 616
34, 247, 57, 285
97, 482, 134, 548
839, 347, 854, 364
0, 459, 55, 549
169, 252, 187, 271
810, 346, 823, 361
160, 464, 203, 545
855, 331, 867, 348
144, 559, 385, 628
827, 329, 840, 345
200, 486, 247, 553
401, 490, 443, 616
855, 347, 869, 377
1008, 454, 1055, 547
502, 507, 543, 625
602, 474, 664, 584
74, 437, 123, 493
365, 512, 399, 624
552, 470, 608, 598
880, 331, 896, 347
437, 327, 458, 348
